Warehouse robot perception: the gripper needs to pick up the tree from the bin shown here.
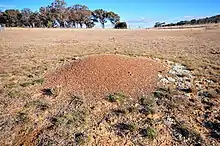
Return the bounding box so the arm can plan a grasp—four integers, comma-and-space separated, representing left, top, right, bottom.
69, 4, 92, 28
154, 22, 165, 27
4, 9, 21, 27
67, 6, 77, 27
92, 9, 108, 28
85, 21, 95, 28
190, 19, 197, 25
107, 11, 120, 24
0, 0, 122, 28
0, 11, 6, 24
176, 21, 187, 26
50, 0, 67, 27
160, 15, 220, 27
20, 8, 33, 27
39, 7, 52, 27
39, 0, 67, 28
29, 12, 41, 27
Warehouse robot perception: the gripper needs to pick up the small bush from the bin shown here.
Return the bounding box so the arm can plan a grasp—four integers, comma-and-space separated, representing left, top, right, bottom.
139, 96, 155, 107
139, 95, 157, 115
139, 127, 157, 139
107, 93, 127, 103
114, 22, 127, 29
115, 123, 136, 132
75, 133, 87, 145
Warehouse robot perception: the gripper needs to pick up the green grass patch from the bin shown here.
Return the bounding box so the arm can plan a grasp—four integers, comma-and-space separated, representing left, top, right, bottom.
139, 95, 157, 115
107, 92, 127, 103
139, 127, 157, 139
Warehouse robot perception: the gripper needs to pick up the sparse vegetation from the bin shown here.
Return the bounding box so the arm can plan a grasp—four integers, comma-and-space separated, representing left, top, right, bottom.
139, 95, 157, 115
0, 26, 219, 145
7, 90, 21, 98
171, 122, 203, 145
107, 93, 127, 103
75, 133, 87, 145
20, 78, 44, 87
115, 123, 136, 133
139, 127, 157, 139
14, 112, 29, 124
24, 100, 49, 111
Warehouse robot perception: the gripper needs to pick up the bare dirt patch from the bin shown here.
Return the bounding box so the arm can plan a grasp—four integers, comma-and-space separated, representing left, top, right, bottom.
44, 54, 165, 98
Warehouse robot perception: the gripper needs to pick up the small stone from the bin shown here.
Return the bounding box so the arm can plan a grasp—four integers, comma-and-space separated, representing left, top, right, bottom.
155, 58, 161, 61
158, 74, 163, 79
177, 83, 192, 93
167, 77, 175, 82
160, 78, 169, 84
169, 64, 192, 77
168, 70, 176, 75
185, 93, 191, 97
72, 56, 80, 60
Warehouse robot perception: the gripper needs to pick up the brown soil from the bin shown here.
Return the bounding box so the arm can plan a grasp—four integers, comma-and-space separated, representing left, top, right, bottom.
44, 54, 165, 98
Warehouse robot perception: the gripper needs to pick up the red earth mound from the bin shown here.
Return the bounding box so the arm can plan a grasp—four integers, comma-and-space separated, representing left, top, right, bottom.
44, 54, 165, 98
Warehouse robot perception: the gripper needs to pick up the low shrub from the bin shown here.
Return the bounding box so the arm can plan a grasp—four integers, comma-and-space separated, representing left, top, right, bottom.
114, 22, 128, 29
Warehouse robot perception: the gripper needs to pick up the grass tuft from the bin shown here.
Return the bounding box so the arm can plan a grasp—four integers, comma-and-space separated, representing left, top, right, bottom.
139, 127, 157, 139
20, 78, 44, 87
107, 92, 127, 103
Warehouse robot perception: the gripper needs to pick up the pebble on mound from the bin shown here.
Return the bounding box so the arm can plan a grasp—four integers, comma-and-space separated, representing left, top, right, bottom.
44, 54, 165, 98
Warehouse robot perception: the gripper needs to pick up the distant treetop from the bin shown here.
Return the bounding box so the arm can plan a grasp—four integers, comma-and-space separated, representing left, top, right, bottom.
154, 15, 220, 28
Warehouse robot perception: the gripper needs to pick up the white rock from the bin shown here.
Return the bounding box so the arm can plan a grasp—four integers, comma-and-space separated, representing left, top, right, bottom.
167, 77, 175, 82
160, 78, 169, 84
158, 74, 163, 79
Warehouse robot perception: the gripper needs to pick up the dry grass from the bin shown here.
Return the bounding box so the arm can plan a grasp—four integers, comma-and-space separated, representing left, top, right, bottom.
0, 27, 219, 145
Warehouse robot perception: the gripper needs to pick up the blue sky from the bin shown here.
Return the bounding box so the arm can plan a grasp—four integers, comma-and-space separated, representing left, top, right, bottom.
0, 0, 219, 28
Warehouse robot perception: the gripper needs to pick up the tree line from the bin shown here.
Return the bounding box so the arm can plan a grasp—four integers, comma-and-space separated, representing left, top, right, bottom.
0, 0, 121, 28
154, 14, 220, 27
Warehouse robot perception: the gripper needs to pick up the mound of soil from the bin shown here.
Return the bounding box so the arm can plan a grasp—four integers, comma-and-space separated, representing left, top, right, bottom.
44, 54, 165, 98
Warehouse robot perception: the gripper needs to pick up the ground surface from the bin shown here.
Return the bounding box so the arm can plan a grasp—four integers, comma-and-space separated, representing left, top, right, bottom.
44, 54, 164, 99
0, 27, 219, 145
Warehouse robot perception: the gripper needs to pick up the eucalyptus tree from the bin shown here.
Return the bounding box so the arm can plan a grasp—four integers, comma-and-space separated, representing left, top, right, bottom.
3, 9, 21, 27
29, 12, 41, 27
92, 9, 108, 28
0, 0, 122, 28
68, 4, 93, 28
93, 9, 120, 28
20, 8, 32, 27
107, 11, 120, 24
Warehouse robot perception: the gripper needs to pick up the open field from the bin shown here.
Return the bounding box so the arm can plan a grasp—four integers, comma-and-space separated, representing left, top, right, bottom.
0, 27, 219, 145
